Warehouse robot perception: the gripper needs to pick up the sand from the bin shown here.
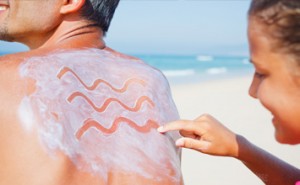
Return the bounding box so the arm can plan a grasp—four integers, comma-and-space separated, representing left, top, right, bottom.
169, 76, 300, 185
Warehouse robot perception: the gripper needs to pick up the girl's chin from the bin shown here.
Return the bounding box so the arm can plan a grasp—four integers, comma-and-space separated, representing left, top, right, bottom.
274, 130, 300, 145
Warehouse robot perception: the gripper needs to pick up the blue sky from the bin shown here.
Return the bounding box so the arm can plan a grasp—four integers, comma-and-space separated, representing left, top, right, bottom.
0, 0, 251, 56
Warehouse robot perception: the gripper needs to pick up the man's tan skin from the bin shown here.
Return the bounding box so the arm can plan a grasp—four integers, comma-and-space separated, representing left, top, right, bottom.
0, 0, 182, 184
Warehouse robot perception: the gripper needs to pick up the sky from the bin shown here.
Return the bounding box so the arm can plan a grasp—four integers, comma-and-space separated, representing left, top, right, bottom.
0, 0, 251, 56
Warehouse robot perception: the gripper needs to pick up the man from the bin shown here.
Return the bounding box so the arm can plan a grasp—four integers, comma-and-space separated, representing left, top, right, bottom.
0, 0, 183, 184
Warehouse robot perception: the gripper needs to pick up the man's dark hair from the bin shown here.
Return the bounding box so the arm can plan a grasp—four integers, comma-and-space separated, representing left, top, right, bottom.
249, 0, 300, 63
81, 0, 120, 34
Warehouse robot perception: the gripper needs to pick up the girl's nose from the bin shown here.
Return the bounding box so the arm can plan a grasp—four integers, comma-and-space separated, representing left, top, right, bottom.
248, 75, 259, 99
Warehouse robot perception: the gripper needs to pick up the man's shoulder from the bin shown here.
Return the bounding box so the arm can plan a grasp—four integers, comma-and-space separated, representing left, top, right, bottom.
0, 53, 32, 116
0, 51, 33, 66
0, 50, 51, 73
0, 53, 21, 63
0, 54, 23, 76
0, 51, 37, 92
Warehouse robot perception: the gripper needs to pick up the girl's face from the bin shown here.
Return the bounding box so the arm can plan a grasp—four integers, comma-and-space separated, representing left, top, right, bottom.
248, 18, 300, 144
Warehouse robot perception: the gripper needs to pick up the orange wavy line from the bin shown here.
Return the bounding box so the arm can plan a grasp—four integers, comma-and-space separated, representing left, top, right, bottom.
76, 117, 159, 139
57, 67, 146, 92
68, 92, 155, 112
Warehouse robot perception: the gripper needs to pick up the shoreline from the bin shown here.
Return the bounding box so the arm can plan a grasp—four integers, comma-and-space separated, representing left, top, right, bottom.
169, 75, 300, 185
166, 69, 253, 87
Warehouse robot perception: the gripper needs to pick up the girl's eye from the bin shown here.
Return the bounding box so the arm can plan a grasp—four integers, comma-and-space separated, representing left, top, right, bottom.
255, 72, 265, 79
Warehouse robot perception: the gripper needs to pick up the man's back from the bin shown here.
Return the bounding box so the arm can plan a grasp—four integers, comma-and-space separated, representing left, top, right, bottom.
0, 49, 183, 184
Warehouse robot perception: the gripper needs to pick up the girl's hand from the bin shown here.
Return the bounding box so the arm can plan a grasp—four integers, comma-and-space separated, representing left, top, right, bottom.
158, 114, 239, 158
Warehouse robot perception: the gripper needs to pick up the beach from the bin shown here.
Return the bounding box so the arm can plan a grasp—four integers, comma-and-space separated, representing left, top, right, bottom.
169, 76, 300, 185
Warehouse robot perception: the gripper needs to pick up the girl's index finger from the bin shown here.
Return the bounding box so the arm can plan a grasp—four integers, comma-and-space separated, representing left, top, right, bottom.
157, 120, 196, 133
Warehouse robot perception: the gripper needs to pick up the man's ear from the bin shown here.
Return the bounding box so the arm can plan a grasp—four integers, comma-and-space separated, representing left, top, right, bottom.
60, 0, 86, 14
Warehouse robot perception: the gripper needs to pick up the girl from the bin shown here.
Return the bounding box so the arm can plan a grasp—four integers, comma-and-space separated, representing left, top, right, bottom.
158, 0, 300, 184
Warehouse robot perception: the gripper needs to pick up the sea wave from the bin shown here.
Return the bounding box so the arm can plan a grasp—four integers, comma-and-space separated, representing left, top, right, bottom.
162, 69, 196, 77
196, 55, 214, 62
206, 67, 227, 75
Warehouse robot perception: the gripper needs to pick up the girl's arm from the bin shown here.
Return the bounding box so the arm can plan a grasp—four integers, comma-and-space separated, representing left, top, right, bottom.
158, 114, 300, 185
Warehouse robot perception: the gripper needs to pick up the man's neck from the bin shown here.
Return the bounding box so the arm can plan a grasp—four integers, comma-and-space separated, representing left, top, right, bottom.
24, 18, 105, 51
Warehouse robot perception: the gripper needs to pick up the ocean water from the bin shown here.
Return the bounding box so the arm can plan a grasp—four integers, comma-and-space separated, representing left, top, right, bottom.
136, 54, 253, 85
0, 51, 253, 85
